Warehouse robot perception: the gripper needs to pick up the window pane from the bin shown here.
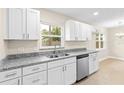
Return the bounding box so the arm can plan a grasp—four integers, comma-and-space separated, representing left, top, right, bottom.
96, 41, 99, 48
42, 36, 61, 46
41, 24, 50, 35
100, 37, 103, 40
101, 34, 103, 36
51, 26, 61, 35
51, 37, 61, 46
42, 37, 50, 46
96, 33, 99, 37
96, 38, 99, 40
101, 41, 104, 48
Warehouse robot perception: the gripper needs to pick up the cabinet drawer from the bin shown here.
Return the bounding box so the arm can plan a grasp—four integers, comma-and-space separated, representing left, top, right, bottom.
48, 60, 63, 69
0, 78, 21, 85
23, 63, 47, 75
63, 57, 76, 65
0, 69, 21, 82
23, 71, 47, 85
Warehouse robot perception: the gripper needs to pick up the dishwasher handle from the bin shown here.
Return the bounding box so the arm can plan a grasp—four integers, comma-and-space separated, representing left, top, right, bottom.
77, 54, 89, 59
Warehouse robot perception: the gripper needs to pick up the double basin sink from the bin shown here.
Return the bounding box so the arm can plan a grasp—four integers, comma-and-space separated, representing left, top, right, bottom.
46, 53, 70, 58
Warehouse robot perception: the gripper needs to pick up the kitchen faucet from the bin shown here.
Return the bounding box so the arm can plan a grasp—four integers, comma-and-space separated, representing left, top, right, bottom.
53, 45, 57, 55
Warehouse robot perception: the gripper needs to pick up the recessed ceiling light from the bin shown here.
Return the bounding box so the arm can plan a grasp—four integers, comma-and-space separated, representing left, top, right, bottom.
93, 12, 99, 16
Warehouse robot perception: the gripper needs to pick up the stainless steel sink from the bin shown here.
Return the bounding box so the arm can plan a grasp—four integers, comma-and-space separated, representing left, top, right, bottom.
47, 53, 70, 58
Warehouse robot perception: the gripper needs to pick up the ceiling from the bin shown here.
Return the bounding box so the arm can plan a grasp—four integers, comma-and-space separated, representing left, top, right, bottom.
47, 8, 124, 28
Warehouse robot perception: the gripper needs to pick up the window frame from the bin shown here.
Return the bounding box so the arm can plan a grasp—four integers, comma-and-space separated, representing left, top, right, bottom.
39, 21, 64, 49
95, 32, 105, 50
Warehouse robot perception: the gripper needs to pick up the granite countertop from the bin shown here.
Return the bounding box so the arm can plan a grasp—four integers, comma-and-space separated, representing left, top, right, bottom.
0, 49, 98, 72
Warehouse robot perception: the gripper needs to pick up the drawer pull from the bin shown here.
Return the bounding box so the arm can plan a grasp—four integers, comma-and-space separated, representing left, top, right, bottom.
32, 79, 40, 83
32, 68, 40, 71
5, 72, 17, 78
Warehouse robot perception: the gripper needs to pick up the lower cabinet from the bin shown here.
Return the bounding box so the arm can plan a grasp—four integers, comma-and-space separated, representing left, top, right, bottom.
64, 63, 76, 85
0, 78, 21, 85
48, 66, 64, 85
0, 57, 77, 85
48, 62, 76, 85
89, 52, 99, 75
23, 71, 47, 85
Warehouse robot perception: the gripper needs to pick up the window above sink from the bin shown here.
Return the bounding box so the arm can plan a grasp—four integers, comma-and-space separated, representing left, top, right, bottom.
39, 22, 64, 49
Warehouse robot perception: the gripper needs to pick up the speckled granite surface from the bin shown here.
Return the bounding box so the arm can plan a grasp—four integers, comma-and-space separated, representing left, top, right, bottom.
0, 48, 98, 72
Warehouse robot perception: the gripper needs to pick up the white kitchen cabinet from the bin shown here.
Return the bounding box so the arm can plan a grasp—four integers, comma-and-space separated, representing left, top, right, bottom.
0, 68, 21, 82
64, 63, 76, 85
79, 23, 87, 41
23, 63, 47, 75
65, 20, 76, 41
27, 9, 40, 40
8, 8, 26, 39
89, 52, 99, 75
48, 57, 76, 85
48, 66, 64, 85
5, 8, 40, 40
65, 20, 94, 41
0, 78, 21, 85
23, 71, 47, 85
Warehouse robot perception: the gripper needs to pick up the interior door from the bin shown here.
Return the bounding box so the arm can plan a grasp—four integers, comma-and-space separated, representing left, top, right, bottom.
48, 66, 64, 85
27, 9, 40, 40
8, 8, 26, 39
64, 63, 76, 85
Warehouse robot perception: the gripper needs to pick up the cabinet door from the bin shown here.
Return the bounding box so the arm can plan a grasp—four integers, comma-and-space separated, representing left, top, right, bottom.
93, 53, 99, 71
8, 8, 26, 39
89, 53, 99, 75
64, 63, 76, 85
65, 20, 76, 41
48, 66, 64, 85
23, 71, 47, 85
86, 25, 92, 40
0, 78, 21, 85
79, 23, 87, 41
27, 9, 40, 40
75, 21, 80, 40
89, 54, 94, 74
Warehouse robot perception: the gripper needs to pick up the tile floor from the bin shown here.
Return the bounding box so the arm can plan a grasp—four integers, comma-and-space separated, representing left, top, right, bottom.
76, 58, 124, 85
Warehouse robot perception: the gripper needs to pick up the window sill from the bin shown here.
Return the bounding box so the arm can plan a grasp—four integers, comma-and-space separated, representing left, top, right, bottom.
96, 48, 106, 51
39, 46, 64, 51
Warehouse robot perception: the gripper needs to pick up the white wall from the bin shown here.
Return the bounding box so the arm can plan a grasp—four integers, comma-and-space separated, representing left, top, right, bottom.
0, 9, 7, 60
108, 26, 124, 60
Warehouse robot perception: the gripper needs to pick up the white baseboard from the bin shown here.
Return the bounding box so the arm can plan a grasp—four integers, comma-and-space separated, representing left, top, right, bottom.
107, 56, 124, 61
99, 56, 124, 62
99, 56, 110, 62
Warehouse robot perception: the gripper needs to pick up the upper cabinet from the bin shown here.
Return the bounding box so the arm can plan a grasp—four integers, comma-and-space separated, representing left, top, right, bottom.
65, 20, 76, 41
27, 9, 40, 40
8, 8, 26, 39
65, 20, 96, 41
5, 8, 40, 40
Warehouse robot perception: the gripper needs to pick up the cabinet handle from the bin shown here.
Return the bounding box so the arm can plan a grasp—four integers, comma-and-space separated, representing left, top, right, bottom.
62, 67, 64, 71
32, 68, 40, 71
75, 37, 78, 40
18, 79, 20, 85
5, 72, 17, 78
22, 34, 25, 39
65, 66, 66, 71
32, 79, 40, 83
27, 34, 29, 39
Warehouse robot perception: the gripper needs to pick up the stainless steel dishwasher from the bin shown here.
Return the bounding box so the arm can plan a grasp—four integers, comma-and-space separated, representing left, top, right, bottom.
77, 54, 89, 81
